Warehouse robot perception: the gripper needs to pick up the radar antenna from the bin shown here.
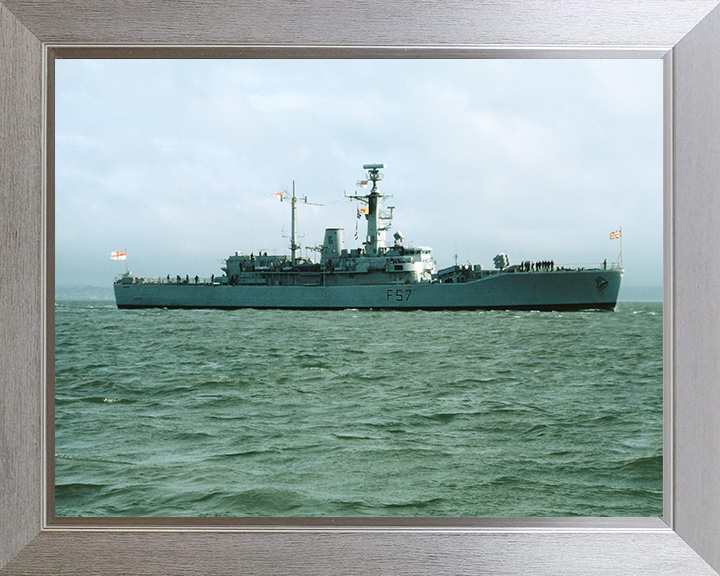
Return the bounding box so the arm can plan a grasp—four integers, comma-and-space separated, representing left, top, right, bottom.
363, 163, 385, 188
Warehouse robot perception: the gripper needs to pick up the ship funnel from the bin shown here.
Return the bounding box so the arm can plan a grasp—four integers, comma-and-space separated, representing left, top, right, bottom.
323, 228, 345, 261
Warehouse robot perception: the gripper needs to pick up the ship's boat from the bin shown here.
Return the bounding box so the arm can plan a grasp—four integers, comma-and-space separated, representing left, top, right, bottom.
114, 164, 622, 310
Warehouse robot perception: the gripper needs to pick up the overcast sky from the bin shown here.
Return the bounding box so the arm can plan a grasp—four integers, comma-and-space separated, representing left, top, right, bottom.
56, 59, 662, 288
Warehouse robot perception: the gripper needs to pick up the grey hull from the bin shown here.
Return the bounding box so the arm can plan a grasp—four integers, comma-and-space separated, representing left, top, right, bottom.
114, 269, 622, 311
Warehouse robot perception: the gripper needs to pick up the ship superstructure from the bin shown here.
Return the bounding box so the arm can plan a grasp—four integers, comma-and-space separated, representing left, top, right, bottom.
114, 164, 623, 310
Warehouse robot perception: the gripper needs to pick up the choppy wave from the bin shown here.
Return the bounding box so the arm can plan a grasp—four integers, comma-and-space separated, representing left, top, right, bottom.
55, 300, 663, 517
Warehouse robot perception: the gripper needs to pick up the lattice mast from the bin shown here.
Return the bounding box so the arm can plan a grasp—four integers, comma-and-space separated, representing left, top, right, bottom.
275, 181, 320, 266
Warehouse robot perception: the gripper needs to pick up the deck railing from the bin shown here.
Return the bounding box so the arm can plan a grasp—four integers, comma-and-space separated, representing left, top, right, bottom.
131, 276, 222, 285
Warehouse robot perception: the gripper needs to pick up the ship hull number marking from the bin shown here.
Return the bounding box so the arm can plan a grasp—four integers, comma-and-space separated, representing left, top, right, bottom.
387, 289, 412, 302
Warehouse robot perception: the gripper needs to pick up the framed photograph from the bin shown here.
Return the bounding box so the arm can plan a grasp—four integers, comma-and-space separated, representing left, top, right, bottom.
2, 1, 720, 574
51, 57, 663, 522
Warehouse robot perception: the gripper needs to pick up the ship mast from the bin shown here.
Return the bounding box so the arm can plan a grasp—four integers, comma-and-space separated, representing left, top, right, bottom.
290, 181, 299, 266
348, 163, 389, 256
365, 164, 383, 256
275, 181, 320, 266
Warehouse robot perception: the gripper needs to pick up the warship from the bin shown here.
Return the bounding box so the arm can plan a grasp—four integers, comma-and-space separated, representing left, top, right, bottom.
114, 164, 623, 311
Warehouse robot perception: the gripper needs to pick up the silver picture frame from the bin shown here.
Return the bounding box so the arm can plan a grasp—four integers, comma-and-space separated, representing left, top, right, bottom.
2, 1, 720, 574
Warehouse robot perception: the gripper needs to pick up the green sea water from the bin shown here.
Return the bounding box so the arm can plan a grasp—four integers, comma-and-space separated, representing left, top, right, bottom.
54, 302, 662, 517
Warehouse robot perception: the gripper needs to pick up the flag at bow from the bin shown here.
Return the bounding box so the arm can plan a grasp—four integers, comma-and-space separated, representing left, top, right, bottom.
111, 250, 127, 260
609, 229, 622, 240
